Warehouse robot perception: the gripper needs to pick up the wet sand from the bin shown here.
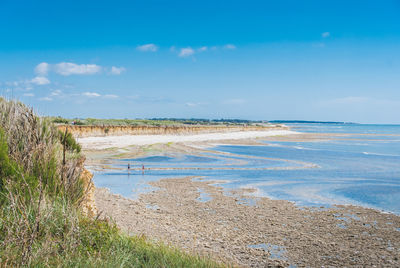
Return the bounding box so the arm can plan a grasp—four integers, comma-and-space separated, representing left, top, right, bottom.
86, 132, 400, 267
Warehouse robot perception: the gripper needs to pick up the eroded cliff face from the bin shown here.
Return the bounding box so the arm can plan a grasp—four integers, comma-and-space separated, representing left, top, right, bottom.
80, 168, 97, 217
58, 125, 287, 138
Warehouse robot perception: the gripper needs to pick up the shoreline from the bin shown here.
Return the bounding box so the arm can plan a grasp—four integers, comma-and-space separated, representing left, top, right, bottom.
77, 129, 297, 149
81, 130, 400, 266
95, 177, 400, 267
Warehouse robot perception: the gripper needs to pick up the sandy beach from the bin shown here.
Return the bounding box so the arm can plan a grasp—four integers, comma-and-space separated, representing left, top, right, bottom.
82, 130, 400, 267
77, 130, 297, 150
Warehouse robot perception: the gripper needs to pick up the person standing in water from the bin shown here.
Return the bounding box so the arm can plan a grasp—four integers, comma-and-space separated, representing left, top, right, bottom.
142, 164, 145, 174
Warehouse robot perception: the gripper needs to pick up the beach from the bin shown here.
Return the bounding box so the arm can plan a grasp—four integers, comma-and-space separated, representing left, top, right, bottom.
79, 127, 400, 267
77, 129, 296, 150
95, 177, 400, 267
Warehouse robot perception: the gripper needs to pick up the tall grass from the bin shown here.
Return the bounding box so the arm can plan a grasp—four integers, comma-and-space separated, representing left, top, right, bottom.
0, 98, 222, 267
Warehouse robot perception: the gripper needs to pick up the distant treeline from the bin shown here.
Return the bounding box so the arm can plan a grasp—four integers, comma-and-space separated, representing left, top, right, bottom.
149, 118, 266, 124
50, 116, 268, 126
51, 116, 358, 126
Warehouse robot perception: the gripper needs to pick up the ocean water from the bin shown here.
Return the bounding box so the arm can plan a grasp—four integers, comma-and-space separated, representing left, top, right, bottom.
92, 123, 400, 214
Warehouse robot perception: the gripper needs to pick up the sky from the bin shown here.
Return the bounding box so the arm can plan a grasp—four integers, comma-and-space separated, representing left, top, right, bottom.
1, 0, 400, 124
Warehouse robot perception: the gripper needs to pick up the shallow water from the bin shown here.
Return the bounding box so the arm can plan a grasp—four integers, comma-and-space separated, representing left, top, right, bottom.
93, 123, 400, 214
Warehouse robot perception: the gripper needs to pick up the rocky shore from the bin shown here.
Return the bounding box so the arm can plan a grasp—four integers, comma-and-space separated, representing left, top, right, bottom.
83, 131, 400, 267
95, 177, 400, 267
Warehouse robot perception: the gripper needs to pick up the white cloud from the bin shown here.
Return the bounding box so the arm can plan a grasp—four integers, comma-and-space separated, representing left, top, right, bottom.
104, 94, 119, 99
224, 44, 236, 50
197, 46, 208, 52
23, 93, 34, 97
31, 76, 50, 85
82, 92, 101, 97
322, 32, 330, 38
172, 44, 237, 58
39, 97, 52, 101
179, 47, 195, 57
35, 62, 50, 76
137, 44, 158, 52
54, 62, 102, 76
110, 66, 126, 75
50, 89, 62, 96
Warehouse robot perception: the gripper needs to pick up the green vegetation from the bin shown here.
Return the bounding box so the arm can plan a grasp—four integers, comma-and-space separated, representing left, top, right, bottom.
48, 116, 267, 127
0, 98, 222, 267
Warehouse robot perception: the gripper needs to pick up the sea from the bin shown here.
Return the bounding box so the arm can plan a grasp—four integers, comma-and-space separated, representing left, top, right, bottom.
92, 123, 400, 215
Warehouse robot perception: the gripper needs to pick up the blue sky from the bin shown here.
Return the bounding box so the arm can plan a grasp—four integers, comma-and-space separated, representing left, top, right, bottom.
1, 0, 400, 123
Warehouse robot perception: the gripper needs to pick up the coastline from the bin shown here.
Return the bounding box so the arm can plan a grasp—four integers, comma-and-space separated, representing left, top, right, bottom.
77, 129, 297, 150
80, 129, 400, 267
95, 177, 400, 267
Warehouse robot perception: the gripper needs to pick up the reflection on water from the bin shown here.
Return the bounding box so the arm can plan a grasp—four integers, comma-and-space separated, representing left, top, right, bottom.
93, 123, 400, 214
248, 243, 288, 261
196, 188, 212, 202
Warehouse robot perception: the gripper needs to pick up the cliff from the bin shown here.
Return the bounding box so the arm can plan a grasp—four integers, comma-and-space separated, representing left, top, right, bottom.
58, 125, 288, 138
80, 168, 97, 217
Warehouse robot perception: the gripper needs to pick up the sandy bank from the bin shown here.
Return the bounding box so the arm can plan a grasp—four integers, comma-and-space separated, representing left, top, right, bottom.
78, 130, 296, 150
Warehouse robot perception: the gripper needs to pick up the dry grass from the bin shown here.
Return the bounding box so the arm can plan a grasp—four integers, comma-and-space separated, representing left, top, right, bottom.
0, 97, 222, 267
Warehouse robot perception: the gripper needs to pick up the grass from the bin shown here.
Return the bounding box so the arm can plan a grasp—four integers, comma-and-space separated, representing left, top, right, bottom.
0, 98, 223, 267
49, 116, 266, 127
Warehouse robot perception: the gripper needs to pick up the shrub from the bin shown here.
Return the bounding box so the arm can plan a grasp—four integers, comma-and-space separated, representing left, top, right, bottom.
0, 98, 222, 267
52, 116, 70, 124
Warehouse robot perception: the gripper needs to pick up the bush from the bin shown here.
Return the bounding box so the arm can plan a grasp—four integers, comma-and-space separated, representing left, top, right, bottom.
52, 116, 70, 124
59, 129, 81, 154
0, 98, 221, 267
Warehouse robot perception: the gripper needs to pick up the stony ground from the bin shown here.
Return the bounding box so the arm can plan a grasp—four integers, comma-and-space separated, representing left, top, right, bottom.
88, 133, 400, 267
95, 177, 400, 267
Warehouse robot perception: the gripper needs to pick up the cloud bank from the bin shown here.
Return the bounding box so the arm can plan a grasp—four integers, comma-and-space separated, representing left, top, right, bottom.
31, 76, 50, 85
